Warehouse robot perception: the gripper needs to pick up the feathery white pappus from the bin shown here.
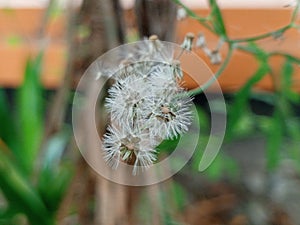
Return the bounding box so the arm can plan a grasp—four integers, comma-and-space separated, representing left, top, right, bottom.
102, 38, 193, 174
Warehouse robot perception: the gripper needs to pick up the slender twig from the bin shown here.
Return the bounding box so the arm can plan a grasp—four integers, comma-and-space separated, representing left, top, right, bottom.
268, 52, 300, 64
229, 24, 292, 43
236, 44, 300, 63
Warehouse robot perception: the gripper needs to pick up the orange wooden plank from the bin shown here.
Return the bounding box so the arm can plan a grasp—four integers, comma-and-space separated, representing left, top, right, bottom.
0, 8, 299, 92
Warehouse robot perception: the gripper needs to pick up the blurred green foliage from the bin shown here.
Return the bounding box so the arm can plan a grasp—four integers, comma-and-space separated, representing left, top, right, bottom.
0, 55, 72, 224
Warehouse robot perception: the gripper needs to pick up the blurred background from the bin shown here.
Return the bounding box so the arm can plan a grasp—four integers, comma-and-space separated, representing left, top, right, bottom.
0, 0, 300, 224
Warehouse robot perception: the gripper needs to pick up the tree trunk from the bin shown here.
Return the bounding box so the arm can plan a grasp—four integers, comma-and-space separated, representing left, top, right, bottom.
135, 0, 177, 41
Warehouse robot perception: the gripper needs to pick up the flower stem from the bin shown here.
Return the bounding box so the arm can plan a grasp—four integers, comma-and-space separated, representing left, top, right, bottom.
291, 0, 300, 22
228, 24, 292, 43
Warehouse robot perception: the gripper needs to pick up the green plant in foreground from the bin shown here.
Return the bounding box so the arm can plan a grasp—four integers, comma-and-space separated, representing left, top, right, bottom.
0, 54, 72, 225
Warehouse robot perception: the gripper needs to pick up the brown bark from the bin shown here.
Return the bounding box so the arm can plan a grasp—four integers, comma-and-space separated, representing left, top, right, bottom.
135, 0, 177, 41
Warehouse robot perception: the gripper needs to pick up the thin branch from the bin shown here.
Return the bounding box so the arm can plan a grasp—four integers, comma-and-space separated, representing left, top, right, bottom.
268, 52, 300, 64
229, 24, 292, 43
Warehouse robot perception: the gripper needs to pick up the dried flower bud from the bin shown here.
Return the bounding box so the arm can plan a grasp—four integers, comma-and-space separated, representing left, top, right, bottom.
172, 59, 183, 79
196, 32, 206, 48
210, 50, 222, 65
177, 7, 187, 21
149, 35, 158, 41
149, 34, 163, 54
181, 32, 195, 51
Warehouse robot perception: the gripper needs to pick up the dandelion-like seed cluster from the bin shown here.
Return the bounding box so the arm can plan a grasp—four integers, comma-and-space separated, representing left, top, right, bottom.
102, 36, 193, 175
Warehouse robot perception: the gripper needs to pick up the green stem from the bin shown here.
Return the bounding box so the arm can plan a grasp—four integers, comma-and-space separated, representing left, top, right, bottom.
189, 44, 234, 95
236, 44, 300, 64
235, 45, 300, 64
229, 24, 292, 43
268, 51, 300, 64
0, 147, 53, 225
291, 0, 300, 22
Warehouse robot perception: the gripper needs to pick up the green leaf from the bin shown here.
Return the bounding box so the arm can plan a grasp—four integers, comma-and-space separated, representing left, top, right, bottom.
16, 54, 44, 174
38, 165, 72, 214
171, 182, 187, 211
238, 43, 268, 61
205, 153, 223, 180
282, 59, 293, 91
285, 117, 300, 164
190, 107, 211, 170
227, 65, 269, 138
156, 136, 180, 154
266, 109, 283, 169
195, 106, 209, 132
41, 126, 71, 169
229, 112, 255, 138
209, 0, 227, 36
284, 54, 300, 64
281, 59, 300, 103
0, 89, 16, 148
37, 127, 72, 213
286, 118, 300, 168
0, 211, 28, 225
205, 153, 238, 180
192, 135, 209, 170
0, 148, 53, 225
0, 208, 15, 225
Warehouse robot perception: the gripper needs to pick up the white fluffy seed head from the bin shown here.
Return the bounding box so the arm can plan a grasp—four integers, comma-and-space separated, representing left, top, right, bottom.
102, 42, 193, 174
103, 125, 157, 171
